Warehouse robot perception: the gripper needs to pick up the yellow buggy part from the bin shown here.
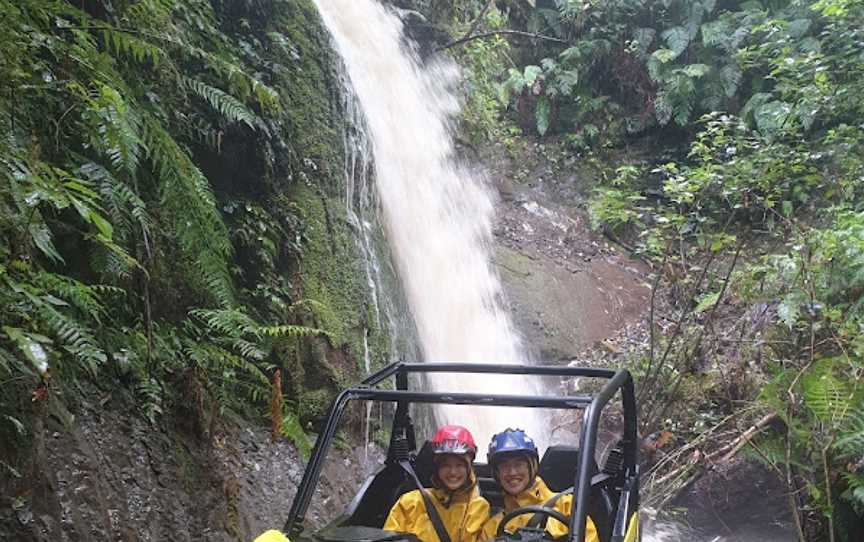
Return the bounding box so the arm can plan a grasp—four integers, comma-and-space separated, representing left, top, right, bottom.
254, 530, 292, 542
623, 512, 639, 542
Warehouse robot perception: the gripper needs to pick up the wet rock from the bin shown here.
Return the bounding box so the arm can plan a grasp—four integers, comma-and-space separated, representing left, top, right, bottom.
0, 391, 371, 541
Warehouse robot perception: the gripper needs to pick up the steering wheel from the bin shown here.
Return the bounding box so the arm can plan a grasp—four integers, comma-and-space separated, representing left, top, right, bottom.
495, 506, 570, 538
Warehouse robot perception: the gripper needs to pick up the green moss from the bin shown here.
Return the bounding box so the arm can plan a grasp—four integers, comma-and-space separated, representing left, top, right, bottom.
291, 183, 369, 365
298, 388, 334, 423
274, 1, 342, 179
266, 1, 397, 395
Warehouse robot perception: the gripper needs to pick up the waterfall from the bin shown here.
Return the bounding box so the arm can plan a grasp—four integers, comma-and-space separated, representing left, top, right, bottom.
340, 63, 419, 368
340, 61, 417, 463
314, 0, 547, 453
312, 5, 793, 541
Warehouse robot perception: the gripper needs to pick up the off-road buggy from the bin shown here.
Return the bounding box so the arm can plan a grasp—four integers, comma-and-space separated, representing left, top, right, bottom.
278, 362, 640, 542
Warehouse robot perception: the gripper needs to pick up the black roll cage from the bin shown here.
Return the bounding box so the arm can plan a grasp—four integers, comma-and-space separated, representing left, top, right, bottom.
284, 362, 638, 542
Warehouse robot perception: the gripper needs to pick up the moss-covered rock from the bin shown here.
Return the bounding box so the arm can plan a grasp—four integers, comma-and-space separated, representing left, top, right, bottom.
253, 0, 394, 414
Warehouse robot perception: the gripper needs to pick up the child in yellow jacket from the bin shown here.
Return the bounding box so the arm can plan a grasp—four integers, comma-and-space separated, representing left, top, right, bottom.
384, 425, 490, 542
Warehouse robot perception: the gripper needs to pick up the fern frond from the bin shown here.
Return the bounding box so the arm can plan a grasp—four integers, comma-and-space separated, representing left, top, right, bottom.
35, 272, 105, 323
180, 77, 259, 130
190, 308, 258, 337
167, 38, 279, 117
803, 358, 856, 428
28, 222, 65, 264
230, 338, 267, 361
82, 85, 145, 176
135, 377, 164, 424
280, 407, 311, 458
100, 27, 166, 66
182, 338, 268, 386
120, 0, 176, 30
259, 324, 327, 340
835, 404, 864, 456
143, 116, 235, 307
81, 162, 152, 239
176, 113, 224, 151
36, 303, 106, 375
181, 339, 211, 368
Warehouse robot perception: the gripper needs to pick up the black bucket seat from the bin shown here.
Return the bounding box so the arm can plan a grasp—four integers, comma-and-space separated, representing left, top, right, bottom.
537, 445, 615, 542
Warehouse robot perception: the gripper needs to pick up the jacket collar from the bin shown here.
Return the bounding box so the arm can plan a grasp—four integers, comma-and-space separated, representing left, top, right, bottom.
431, 467, 478, 506
503, 477, 551, 509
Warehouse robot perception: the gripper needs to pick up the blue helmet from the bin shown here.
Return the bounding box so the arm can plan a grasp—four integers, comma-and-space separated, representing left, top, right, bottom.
488, 428, 539, 482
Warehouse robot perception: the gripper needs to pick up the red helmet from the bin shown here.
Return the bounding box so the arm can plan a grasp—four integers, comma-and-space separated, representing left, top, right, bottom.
430, 425, 477, 459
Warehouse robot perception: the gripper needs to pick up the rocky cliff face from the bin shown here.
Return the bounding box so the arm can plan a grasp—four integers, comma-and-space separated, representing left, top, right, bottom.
480, 140, 652, 361
0, 387, 374, 541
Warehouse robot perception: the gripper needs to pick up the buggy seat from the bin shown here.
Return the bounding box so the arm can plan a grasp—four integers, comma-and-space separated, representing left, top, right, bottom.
538, 445, 615, 542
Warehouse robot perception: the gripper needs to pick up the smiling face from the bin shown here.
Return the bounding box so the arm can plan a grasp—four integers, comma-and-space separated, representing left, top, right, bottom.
496, 455, 532, 495
436, 454, 469, 491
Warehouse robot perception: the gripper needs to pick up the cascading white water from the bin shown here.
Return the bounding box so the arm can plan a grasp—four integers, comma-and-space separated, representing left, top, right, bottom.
313, 5, 793, 541
340, 55, 425, 461
314, 0, 546, 452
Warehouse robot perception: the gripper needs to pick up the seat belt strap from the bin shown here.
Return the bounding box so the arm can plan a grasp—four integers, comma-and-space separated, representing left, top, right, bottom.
527, 473, 612, 529
398, 460, 453, 542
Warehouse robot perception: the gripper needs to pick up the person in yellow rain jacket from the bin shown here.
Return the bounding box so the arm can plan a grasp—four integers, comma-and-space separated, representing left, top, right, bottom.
384, 425, 491, 542
482, 429, 598, 542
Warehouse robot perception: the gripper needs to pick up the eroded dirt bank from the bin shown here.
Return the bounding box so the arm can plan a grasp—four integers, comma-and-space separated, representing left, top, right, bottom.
0, 389, 369, 541
478, 139, 651, 361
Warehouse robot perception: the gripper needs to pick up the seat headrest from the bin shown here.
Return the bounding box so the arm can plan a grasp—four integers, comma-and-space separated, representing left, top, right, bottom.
413, 440, 436, 487
538, 445, 598, 492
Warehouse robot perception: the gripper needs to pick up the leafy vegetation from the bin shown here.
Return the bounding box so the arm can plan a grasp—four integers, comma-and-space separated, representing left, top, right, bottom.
0, 0, 371, 460
436, 0, 863, 538
581, 2, 862, 539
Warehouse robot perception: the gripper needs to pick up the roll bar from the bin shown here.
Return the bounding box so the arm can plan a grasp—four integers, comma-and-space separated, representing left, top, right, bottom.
284, 362, 638, 542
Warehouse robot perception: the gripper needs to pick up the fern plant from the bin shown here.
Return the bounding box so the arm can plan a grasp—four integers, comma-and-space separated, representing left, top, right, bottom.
489, 0, 851, 136
0, 0, 337, 454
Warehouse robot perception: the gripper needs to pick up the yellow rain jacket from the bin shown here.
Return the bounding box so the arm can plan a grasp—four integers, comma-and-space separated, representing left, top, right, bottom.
384, 469, 491, 542
482, 478, 598, 542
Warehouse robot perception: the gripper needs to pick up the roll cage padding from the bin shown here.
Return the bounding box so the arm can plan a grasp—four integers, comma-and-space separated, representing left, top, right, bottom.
538, 446, 597, 492
346, 464, 408, 528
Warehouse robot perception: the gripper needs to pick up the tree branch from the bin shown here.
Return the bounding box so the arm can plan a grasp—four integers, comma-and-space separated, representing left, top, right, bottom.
645, 412, 779, 511
460, 0, 495, 42
714, 412, 779, 463
437, 30, 569, 51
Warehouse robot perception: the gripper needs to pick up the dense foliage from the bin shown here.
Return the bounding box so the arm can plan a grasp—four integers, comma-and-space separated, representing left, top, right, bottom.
439, 0, 863, 539
0, 0, 359, 456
